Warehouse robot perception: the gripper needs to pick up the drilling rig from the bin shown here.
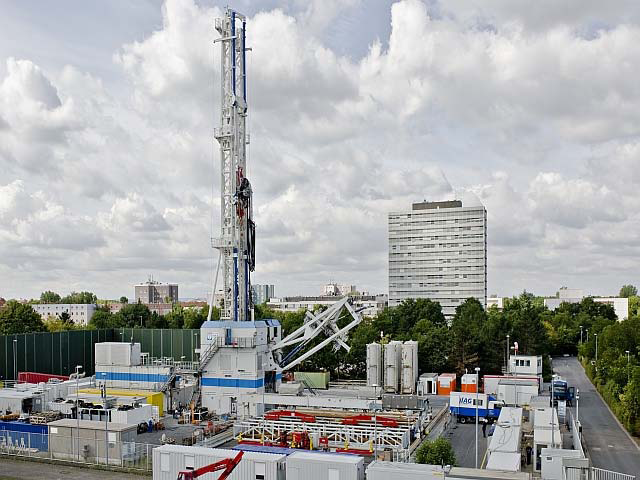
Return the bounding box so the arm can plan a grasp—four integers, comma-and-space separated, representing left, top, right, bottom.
196, 8, 363, 417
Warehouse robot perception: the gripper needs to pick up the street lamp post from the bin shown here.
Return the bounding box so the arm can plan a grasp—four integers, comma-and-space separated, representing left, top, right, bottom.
626, 350, 631, 382
101, 372, 108, 466
576, 388, 580, 443
551, 374, 557, 447
594, 334, 598, 370
12, 339, 17, 382
372, 384, 379, 459
75, 365, 82, 461
475, 366, 480, 469
579, 325, 583, 344
506, 335, 510, 373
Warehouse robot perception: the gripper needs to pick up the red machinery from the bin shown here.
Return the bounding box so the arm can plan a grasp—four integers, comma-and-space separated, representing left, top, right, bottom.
341, 414, 399, 428
176, 451, 243, 480
264, 410, 316, 423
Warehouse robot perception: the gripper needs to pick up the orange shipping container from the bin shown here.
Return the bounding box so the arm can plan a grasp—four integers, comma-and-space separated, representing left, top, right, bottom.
437, 373, 457, 395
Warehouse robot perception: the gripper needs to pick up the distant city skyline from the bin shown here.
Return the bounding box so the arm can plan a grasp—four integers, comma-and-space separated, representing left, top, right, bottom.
1, 1, 639, 300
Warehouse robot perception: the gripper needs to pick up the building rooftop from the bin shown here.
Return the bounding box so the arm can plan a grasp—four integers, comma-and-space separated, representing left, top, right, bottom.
412, 200, 463, 210
49, 419, 136, 432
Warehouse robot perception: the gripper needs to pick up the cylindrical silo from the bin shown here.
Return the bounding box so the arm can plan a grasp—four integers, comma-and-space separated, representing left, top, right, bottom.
401, 340, 419, 394
367, 343, 383, 387
384, 341, 403, 393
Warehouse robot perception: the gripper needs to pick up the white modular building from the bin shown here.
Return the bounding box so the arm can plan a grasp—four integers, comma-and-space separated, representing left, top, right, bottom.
153, 445, 286, 480
286, 451, 364, 480
389, 200, 487, 319
33, 303, 97, 325
486, 407, 523, 472
199, 320, 282, 415
533, 407, 562, 472
417, 373, 438, 395
497, 378, 539, 406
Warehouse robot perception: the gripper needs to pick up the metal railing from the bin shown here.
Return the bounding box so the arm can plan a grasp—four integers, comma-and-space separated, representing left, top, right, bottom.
0, 431, 159, 472
565, 466, 636, 480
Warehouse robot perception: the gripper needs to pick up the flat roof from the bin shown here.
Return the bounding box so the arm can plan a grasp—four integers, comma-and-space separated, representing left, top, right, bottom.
0, 389, 43, 399
412, 200, 463, 210
488, 423, 521, 454
486, 451, 521, 472
499, 379, 538, 386
49, 419, 136, 432
533, 407, 559, 428
497, 407, 523, 427
287, 451, 363, 464
534, 426, 562, 447
156, 445, 286, 461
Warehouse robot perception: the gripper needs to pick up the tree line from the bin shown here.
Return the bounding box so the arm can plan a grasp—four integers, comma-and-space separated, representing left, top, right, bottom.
578, 284, 640, 435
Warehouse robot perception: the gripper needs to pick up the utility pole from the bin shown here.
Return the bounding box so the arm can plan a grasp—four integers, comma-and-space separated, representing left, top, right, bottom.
595, 334, 598, 371
576, 388, 580, 443
627, 350, 631, 382
12, 339, 17, 381
579, 325, 583, 344
551, 374, 557, 447
506, 335, 509, 373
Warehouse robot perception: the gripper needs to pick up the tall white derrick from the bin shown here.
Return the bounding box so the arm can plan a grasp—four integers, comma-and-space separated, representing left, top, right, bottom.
213, 9, 254, 322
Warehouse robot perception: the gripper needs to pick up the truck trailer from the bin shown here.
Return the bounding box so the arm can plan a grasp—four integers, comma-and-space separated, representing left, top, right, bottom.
449, 392, 504, 423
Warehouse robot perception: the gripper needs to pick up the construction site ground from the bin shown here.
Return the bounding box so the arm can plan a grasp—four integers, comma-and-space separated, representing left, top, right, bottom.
0, 458, 148, 480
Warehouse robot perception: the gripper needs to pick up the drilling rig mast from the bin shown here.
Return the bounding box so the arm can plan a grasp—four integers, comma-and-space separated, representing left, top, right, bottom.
213, 9, 254, 322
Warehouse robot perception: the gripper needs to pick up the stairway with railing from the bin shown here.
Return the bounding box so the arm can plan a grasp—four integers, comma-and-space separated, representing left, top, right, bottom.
187, 341, 221, 407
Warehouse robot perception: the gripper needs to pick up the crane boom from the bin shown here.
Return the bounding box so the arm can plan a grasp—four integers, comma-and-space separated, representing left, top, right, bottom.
176, 451, 243, 480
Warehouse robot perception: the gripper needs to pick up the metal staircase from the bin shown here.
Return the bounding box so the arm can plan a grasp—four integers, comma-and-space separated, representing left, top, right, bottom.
187, 341, 221, 407
160, 372, 177, 392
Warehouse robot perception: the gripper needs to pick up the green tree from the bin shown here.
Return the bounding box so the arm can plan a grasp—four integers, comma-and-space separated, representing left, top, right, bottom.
117, 303, 151, 328
619, 285, 638, 298
61, 291, 97, 304
0, 301, 46, 334
40, 291, 61, 303
450, 298, 487, 373
89, 307, 125, 329
120, 296, 129, 304
44, 315, 79, 332
415, 437, 456, 466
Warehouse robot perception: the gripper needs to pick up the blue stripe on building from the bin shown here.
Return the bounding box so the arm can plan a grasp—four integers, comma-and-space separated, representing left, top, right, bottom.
201, 377, 264, 388
95, 371, 169, 383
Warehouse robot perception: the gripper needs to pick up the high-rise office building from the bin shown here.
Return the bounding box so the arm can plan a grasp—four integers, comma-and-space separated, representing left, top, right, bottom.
252, 284, 275, 305
388, 200, 487, 319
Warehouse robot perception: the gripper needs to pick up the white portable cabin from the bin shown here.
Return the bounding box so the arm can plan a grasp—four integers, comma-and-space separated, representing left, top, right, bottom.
541, 448, 587, 480
366, 461, 444, 480
417, 373, 438, 395
286, 451, 364, 480
153, 445, 286, 480
533, 408, 562, 472
483, 375, 541, 396
95, 342, 142, 366
486, 407, 523, 472
497, 378, 539, 406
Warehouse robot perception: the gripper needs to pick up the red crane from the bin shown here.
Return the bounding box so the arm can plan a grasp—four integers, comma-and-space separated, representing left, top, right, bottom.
176, 451, 244, 480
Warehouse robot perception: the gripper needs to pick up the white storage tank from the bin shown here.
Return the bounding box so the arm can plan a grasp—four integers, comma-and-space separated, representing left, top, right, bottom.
401, 341, 419, 394
153, 445, 286, 480
383, 341, 403, 393
366, 343, 383, 387
286, 451, 364, 480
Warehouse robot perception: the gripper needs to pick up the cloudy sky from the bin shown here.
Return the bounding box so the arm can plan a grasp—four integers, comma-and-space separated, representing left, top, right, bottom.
1, 0, 639, 301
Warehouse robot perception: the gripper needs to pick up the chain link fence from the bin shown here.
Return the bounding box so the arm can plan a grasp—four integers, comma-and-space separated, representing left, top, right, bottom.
0, 430, 159, 472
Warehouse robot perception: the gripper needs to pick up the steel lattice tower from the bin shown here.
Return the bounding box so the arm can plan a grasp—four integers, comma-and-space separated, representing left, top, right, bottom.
213, 9, 254, 322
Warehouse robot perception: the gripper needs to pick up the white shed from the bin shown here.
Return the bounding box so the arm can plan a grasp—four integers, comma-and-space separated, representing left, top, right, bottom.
153, 445, 286, 480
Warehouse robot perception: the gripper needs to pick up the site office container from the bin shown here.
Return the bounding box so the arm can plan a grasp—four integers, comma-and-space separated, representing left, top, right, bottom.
483, 375, 540, 396
286, 451, 364, 480
437, 373, 456, 395
153, 445, 286, 480
18, 372, 69, 384
95, 342, 142, 367
461, 373, 478, 393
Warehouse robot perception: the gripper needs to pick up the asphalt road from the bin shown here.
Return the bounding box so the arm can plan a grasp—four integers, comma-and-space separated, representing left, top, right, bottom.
0, 459, 146, 480
444, 421, 489, 468
553, 356, 640, 476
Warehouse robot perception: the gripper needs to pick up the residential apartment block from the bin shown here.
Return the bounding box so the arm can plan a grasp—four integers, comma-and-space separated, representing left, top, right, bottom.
134, 280, 178, 304
33, 303, 96, 326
